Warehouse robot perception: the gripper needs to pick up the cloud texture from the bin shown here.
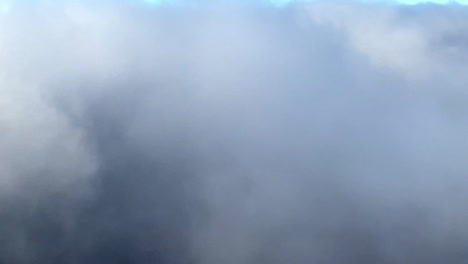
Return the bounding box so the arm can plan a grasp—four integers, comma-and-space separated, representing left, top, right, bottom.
0, 2, 467, 263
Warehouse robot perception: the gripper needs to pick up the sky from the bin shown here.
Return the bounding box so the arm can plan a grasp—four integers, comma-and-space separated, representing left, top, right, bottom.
0, 1, 467, 264
3, 0, 468, 7
137, 0, 468, 5
143, 0, 468, 5
0, 0, 468, 14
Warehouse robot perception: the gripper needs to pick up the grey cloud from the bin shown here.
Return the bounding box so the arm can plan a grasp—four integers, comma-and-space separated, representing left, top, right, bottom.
0, 2, 467, 264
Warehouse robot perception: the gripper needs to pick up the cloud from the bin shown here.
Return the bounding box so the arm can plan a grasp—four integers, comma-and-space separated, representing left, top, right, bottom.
0, 2, 467, 264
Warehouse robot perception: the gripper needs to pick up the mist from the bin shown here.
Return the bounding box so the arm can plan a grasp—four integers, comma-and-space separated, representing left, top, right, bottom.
0, 1, 467, 263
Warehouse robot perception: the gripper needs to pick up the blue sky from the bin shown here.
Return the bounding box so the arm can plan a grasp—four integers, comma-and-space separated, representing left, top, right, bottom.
141, 0, 468, 5
1, 0, 468, 6
274, 0, 468, 4
267, 0, 468, 5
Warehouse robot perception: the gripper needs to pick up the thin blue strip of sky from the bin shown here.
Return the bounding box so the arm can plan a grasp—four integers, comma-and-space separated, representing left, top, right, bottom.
2, 0, 468, 7
143, 0, 468, 6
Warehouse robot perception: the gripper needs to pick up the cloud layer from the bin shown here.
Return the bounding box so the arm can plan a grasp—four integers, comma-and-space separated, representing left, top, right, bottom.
0, 2, 467, 264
